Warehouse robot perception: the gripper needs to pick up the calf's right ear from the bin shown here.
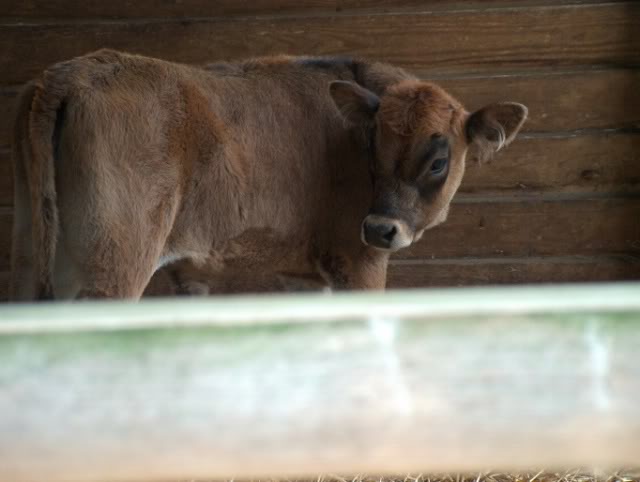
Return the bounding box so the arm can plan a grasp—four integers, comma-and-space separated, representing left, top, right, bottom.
329, 80, 380, 126
466, 102, 528, 162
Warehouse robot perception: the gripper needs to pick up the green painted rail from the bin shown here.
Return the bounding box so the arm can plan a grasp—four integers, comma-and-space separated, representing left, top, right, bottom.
1, 283, 640, 482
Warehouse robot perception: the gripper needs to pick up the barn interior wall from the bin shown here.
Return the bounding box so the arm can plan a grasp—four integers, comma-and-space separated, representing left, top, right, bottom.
0, 0, 638, 298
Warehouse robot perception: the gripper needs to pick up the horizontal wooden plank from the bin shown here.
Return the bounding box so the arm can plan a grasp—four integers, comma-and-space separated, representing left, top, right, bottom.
461, 131, 640, 194
0, 0, 614, 20
1, 69, 637, 151
3, 254, 640, 300
399, 197, 640, 259
0, 214, 10, 271
1, 131, 639, 206
139, 254, 640, 296
0, 88, 17, 148
2, 197, 640, 275
0, 150, 11, 206
439, 69, 640, 133
388, 255, 640, 287
0, 0, 460, 19
1, 3, 637, 86
0, 271, 7, 300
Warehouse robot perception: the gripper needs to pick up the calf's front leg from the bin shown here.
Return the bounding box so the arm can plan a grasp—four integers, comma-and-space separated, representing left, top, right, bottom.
316, 252, 388, 291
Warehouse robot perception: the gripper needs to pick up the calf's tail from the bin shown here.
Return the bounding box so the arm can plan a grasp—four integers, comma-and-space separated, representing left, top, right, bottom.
18, 69, 69, 300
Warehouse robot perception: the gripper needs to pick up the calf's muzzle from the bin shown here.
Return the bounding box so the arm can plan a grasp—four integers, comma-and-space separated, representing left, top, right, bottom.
361, 215, 413, 252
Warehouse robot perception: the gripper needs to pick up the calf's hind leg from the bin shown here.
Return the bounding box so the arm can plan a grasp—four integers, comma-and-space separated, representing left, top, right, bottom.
57, 188, 179, 300
70, 226, 172, 300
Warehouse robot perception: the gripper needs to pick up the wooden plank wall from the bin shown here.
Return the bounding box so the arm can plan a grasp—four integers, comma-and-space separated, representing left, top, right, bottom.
0, 1, 639, 298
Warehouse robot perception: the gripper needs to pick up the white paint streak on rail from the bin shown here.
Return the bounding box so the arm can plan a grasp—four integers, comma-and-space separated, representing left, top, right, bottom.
585, 319, 612, 411
369, 317, 414, 416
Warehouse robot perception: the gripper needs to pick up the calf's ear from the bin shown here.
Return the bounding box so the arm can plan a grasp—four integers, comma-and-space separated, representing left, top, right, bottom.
466, 102, 528, 162
329, 80, 380, 126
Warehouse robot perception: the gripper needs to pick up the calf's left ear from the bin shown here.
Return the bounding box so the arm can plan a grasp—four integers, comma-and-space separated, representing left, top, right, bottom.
329, 80, 380, 126
466, 102, 528, 162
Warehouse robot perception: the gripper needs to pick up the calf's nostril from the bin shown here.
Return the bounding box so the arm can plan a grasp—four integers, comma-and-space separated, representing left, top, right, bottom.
363, 220, 400, 248
382, 225, 397, 242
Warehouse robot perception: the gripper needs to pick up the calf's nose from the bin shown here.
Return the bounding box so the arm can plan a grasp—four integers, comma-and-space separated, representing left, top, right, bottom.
363, 219, 398, 249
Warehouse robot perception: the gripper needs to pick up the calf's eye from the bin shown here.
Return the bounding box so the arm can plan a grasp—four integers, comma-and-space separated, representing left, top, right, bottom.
430, 157, 448, 174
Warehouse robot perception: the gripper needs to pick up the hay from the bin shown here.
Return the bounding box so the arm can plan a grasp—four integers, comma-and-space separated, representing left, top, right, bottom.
213, 471, 640, 482
334, 473, 640, 482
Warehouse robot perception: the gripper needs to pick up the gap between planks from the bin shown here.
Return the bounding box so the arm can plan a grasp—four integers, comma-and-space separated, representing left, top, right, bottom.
0, 126, 638, 152
389, 254, 640, 266
1, 64, 639, 95
1, 188, 639, 214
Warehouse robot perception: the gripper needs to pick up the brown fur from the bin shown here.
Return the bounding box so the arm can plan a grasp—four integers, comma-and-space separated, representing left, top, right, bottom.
10, 50, 527, 300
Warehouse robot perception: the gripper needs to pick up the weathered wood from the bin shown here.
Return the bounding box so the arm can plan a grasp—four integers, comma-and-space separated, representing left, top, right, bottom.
0, 0, 463, 19
1, 198, 639, 271
0, 150, 11, 205
0, 209, 10, 270
460, 132, 640, 195
1, 131, 639, 206
0, 88, 17, 149
0, 0, 613, 19
135, 255, 640, 296
438, 69, 640, 133
388, 255, 640, 287
2, 69, 638, 150
0, 271, 7, 300
0, 3, 637, 86
0, 284, 640, 481
2, 253, 639, 300
399, 196, 640, 260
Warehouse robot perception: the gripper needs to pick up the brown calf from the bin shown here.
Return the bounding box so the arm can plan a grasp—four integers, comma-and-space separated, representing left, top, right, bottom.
10, 50, 527, 300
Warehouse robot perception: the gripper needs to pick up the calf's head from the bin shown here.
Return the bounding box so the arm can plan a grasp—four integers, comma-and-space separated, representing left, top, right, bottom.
330, 79, 527, 252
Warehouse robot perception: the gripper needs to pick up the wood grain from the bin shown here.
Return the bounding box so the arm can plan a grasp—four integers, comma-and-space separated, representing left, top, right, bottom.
0, 150, 11, 206
2, 254, 640, 300
460, 132, 640, 195
2, 69, 638, 150
0, 271, 7, 300
1, 3, 637, 86
0, 0, 614, 20
2, 198, 639, 272
0, 211, 10, 271
138, 254, 640, 297
0, 88, 18, 150
388, 255, 640, 287
399, 197, 640, 260
0, 0, 474, 19
438, 69, 640, 133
